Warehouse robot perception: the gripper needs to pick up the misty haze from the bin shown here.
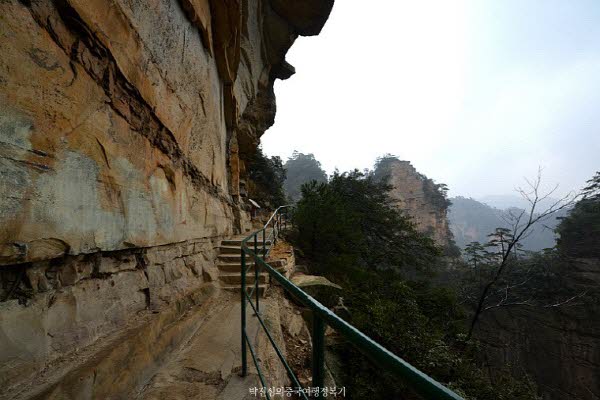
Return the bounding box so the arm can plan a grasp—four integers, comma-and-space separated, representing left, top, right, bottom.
1, 1, 598, 400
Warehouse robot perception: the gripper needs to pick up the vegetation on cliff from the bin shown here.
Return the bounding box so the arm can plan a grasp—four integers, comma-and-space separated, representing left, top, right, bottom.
453, 171, 596, 338
372, 155, 460, 257
291, 171, 539, 400
247, 147, 287, 208
557, 171, 600, 258
283, 151, 328, 202
294, 170, 440, 274
373, 154, 452, 210
282, 154, 597, 399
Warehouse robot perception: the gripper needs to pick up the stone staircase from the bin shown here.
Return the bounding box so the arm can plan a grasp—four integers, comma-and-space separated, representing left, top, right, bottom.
217, 234, 272, 294
217, 229, 294, 294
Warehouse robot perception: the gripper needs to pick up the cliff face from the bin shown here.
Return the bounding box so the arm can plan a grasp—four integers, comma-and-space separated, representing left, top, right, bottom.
0, 0, 332, 264
477, 258, 600, 400
0, 0, 332, 396
376, 159, 451, 247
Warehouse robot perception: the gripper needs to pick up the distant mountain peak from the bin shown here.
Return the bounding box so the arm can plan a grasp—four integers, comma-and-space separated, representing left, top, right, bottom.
477, 194, 559, 211
448, 196, 566, 251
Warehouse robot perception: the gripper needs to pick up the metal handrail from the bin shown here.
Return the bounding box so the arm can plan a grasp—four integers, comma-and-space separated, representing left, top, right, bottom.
240, 206, 464, 400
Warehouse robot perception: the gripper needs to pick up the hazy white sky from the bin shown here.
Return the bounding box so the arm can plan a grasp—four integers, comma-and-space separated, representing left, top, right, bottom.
261, 0, 600, 199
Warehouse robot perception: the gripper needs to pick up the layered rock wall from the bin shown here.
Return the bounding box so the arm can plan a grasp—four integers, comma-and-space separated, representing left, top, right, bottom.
376, 159, 451, 247
0, 0, 333, 396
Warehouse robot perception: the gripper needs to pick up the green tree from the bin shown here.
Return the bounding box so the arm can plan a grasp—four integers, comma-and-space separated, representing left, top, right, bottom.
465, 241, 486, 269
283, 151, 327, 202
246, 146, 286, 208
465, 170, 576, 339
341, 273, 538, 400
371, 153, 402, 181
294, 170, 439, 276
456, 175, 597, 333
557, 171, 600, 258
292, 170, 539, 400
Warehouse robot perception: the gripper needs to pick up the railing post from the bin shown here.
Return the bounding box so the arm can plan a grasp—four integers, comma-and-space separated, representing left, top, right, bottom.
237, 205, 465, 400
254, 233, 258, 258
262, 229, 266, 260
241, 247, 247, 377
311, 313, 326, 391
254, 234, 260, 313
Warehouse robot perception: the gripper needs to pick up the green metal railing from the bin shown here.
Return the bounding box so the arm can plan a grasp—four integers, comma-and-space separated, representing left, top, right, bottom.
240, 206, 464, 400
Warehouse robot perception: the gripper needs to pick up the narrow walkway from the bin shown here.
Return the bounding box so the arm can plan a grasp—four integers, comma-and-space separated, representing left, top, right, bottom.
137, 292, 260, 400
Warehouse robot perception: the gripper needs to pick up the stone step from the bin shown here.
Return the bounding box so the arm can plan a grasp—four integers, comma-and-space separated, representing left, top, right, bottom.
218, 253, 265, 263
221, 238, 272, 247
219, 272, 269, 285
219, 245, 270, 254
222, 284, 269, 296
217, 262, 286, 274
217, 263, 274, 272
218, 263, 249, 273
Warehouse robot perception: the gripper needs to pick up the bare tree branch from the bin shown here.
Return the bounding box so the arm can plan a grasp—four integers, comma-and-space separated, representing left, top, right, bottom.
543, 291, 588, 308
466, 169, 580, 340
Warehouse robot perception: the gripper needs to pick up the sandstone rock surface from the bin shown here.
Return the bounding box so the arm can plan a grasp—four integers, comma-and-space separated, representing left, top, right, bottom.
0, 0, 333, 265
0, 0, 333, 396
375, 159, 452, 247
